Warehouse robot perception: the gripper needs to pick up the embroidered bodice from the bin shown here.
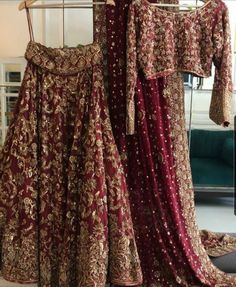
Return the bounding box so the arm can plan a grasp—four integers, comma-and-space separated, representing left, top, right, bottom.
126, 0, 233, 134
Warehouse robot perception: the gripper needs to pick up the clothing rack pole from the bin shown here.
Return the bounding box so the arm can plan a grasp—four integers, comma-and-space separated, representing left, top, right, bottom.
63, 0, 65, 47
187, 0, 198, 150
188, 76, 194, 151
25, 2, 106, 9
21, 0, 202, 10
27, 6, 94, 9
21, 0, 234, 9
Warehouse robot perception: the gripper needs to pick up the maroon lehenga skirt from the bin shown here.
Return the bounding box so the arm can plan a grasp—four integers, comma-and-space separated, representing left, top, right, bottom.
0, 41, 142, 287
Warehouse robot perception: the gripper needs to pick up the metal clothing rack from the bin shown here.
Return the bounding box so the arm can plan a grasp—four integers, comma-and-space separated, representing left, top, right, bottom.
21, 3, 107, 9
19, 0, 112, 46
19, 0, 112, 10
187, 75, 204, 150
18, 0, 220, 10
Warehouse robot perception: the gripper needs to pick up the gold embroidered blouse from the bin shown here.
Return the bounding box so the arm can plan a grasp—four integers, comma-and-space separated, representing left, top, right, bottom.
126, 0, 233, 134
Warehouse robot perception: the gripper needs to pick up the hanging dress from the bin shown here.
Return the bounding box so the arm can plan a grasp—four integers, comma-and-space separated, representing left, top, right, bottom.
0, 8, 143, 287
93, 0, 236, 285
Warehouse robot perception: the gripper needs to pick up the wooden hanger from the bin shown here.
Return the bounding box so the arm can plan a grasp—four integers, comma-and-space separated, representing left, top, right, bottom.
19, 0, 115, 11
19, 0, 36, 10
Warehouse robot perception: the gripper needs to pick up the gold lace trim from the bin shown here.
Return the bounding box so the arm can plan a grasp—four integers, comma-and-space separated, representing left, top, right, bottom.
200, 230, 236, 257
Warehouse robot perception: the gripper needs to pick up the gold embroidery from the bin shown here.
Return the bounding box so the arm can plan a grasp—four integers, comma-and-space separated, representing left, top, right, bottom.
164, 72, 236, 286
0, 41, 143, 286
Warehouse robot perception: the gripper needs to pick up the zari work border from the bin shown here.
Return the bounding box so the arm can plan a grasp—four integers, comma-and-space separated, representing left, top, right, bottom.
163, 73, 236, 286
200, 229, 236, 257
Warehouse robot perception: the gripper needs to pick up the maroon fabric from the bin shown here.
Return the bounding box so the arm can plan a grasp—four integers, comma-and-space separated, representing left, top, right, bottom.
124, 74, 206, 286
104, 1, 235, 286
0, 41, 143, 286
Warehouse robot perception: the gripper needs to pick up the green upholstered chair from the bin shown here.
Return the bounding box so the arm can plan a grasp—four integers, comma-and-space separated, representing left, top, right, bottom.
188, 129, 234, 194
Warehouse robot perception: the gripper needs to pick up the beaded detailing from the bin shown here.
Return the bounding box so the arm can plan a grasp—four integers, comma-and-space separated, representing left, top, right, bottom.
25, 41, 103, 76
126, 0, 233, 134
0, 41, 143, 286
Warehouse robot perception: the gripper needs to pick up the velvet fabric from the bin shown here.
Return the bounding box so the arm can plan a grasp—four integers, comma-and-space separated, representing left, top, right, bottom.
93, 0, 236, 285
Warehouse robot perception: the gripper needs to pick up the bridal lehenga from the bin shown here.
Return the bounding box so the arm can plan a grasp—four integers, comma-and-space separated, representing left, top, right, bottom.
93, 0, 236, 286
0, 41, 142, 286
0, 0, 236, 286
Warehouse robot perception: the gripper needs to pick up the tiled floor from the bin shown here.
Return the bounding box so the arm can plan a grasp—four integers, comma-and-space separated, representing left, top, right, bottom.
195, 195, 236, 233
0, 196, 235, 286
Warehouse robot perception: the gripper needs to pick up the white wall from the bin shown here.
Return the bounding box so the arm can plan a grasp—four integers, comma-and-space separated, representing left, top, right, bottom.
0, 1, 30, 57
43, 8, 93, 48
0, 0, 93, 57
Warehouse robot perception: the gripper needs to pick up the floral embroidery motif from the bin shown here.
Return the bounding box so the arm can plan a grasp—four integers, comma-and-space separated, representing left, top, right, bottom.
164, 72, 236, 286
93, 0, 236, 286
126, 0, 233, 134
200, 230, 236, 257
0, 41, 143, 286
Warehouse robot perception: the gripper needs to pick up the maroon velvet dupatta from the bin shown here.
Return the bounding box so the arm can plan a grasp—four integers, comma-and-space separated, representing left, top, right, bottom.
94, 0, 236, 286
